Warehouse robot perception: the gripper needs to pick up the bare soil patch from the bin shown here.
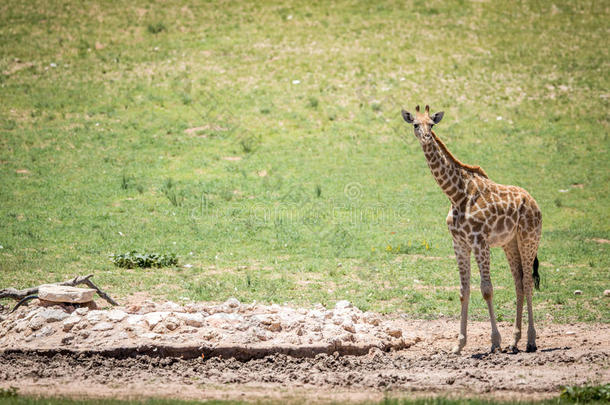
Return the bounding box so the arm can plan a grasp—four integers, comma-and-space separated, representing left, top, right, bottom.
0, 298, 608, 403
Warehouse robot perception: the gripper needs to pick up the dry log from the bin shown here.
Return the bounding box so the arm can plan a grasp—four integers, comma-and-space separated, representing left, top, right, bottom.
0, 274, 118, 306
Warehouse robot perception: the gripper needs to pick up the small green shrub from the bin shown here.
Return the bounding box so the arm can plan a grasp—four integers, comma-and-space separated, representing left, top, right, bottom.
560, 384, 610, 402
110, 251, 178, 268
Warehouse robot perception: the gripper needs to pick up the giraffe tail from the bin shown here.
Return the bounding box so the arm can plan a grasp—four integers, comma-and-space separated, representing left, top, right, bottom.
533, 256, 540, 291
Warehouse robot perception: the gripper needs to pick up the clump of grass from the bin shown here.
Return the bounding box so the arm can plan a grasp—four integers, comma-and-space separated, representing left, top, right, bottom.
120, 174, 132, 190
110, 251, 178, 268
239, 134, 260, 154
315, 184, 322, 198
0, 386, 19, 398
308, 97, 319, 108
161, 178, 183, 206
560, 384, 610, 402
147, 22, 166, 34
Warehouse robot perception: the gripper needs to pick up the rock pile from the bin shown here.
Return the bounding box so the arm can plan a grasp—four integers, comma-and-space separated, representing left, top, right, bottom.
0, 298, 416, 358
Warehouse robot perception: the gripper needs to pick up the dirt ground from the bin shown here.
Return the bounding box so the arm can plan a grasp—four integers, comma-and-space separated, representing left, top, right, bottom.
0, 299, 608, 403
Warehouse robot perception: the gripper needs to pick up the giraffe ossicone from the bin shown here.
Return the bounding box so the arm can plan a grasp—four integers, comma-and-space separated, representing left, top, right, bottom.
401, 105, 542, 354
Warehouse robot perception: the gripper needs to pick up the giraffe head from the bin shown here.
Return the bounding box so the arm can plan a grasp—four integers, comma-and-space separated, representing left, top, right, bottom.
401, 105, 444, 143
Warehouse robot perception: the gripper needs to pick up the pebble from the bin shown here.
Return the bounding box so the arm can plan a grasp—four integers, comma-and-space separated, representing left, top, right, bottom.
574, 290, 582, 295
603, 290, 610, 297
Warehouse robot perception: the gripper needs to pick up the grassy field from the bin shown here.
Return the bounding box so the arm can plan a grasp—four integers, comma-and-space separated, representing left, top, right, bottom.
0, 0, 608, 323
1, 393, 609, 405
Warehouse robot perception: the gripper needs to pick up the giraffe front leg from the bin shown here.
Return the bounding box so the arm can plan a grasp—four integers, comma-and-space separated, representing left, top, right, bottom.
474, 240, 501, 353
452, 240, 471, 354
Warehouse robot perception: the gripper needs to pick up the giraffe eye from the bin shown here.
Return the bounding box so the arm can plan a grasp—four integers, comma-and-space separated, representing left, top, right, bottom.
414, 124, 420, 129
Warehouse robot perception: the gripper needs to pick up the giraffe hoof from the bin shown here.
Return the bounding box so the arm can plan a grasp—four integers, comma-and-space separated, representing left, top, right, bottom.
452, 345, 462, 355
526, 343, 537, 353
490, 344, 501, 353
508, 345, 519, 354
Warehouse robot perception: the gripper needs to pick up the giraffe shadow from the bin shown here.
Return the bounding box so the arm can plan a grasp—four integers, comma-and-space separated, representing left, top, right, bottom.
470, 346, 570, 359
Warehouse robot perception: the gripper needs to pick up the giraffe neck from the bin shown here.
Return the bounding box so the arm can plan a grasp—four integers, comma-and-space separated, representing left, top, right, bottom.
421, 138, 467, 206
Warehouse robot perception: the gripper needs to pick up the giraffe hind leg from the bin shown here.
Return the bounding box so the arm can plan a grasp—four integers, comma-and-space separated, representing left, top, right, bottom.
518, 234, 540, 353
503, 237, 524, 353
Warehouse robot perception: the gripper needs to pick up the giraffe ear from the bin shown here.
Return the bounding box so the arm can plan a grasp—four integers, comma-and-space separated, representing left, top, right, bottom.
401, 109, 414, 123
430, 111, 444, 124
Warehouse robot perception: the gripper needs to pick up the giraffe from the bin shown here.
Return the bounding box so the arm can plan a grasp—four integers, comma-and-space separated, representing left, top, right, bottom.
401, 105, 542, 354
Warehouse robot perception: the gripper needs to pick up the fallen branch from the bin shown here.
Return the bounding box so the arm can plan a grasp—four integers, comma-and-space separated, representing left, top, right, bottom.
0, 274, 118, 306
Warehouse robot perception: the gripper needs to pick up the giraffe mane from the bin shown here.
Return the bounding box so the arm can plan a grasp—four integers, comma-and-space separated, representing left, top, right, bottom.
430, 130, 489, 179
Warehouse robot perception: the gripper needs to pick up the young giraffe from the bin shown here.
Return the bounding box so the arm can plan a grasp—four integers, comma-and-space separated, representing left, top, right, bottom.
401, 105, 542, 354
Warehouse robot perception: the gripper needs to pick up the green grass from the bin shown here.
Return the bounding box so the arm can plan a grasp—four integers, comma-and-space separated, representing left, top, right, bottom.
1, 392, 610, 405
0, 0, 608, 323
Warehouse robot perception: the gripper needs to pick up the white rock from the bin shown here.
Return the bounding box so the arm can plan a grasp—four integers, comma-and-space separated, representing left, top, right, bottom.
116, 332, 129, 340
38, 308, 69, 323
61, 334, 75, 344
14, 319, 29, 333
307, 309, 325, 319
574, 290, 582, 295
143, 312, 169, 329
363, 312, 381, 326
225, 297, 240, 308
92, 322, 114, 331
160, 301, 182, 312
86, 310, 105, 323
205, 313, 243, 328
62, 315, 82, 332
335, 300, 352, 310
175, 313, 205, 327
342, 320, 356, 333
386, 328, 402, 338
126, 314, 143, 325
253, 314, 281, 332
107, 309, 127, 322
38, 285, 96, 303
28, 316, 45, 331
140, 332, 160, 340
164, 317, 180, 331
74, 307, 89, 316
37, 325, 56, 338
604, 289, 610, 297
